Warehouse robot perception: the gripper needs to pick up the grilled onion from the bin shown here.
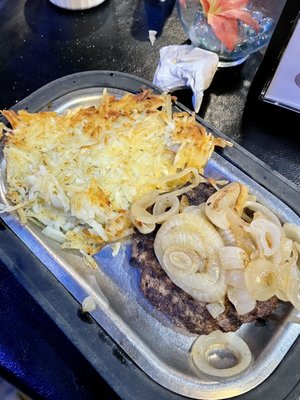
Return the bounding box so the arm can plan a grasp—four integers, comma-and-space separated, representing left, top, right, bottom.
226, 209, 256, 255
206, 182, 241, 230
131, 168, 204, 233
225, 270, 247, 289
206, 302, 225, 318
227, 286, 256, 315
283, 223, 300, 244
218, 228, 236, 246
244, 201, 281, 227
159, 167, 204, 197
276, 245, 300, 308
286, 263, 300, 310
134, 173, 300, 314
130, 191, 179, 225
191, 331, 252, 377
245, 218, 281, 257
219, 246, 249, 270
154, 213, 226, 303
244, 258, 278, 301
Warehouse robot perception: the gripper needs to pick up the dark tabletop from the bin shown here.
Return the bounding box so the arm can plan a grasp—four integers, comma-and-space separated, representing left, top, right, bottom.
0, 0, 299, 399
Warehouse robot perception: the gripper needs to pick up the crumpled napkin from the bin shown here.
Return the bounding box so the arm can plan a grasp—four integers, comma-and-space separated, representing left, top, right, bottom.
153, 45, 219, 112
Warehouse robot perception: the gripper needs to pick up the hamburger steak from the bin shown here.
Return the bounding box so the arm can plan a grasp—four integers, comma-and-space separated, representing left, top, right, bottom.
130, 182, 278, 335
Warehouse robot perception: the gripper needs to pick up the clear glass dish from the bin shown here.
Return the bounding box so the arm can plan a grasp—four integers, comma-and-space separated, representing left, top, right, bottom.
177, 0, 282, 67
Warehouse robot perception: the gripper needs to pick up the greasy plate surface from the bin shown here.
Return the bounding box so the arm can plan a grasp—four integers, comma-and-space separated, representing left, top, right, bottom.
1, 84, 300, 399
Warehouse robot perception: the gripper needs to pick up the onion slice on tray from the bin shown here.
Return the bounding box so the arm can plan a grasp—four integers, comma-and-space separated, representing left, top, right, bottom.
130, 168, 205, 233
191, 331, 252, 378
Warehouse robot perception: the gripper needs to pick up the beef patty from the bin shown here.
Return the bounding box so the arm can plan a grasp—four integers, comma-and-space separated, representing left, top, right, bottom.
130, 182, 278, 335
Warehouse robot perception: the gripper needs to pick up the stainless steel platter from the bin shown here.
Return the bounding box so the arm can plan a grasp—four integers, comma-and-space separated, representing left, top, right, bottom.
1, 78, 300, 399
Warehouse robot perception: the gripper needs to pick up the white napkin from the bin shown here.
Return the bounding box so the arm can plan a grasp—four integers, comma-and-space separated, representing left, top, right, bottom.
153, 45, 219, 112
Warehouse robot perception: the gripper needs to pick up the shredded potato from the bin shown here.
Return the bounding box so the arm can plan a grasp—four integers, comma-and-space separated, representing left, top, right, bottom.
1, 90, 228, 254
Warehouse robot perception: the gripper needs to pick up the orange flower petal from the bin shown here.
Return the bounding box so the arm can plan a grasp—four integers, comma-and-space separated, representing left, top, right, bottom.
200, 0, 259, 51
220, 0, 248, 9
209, 0, 244, 13
200, 0, 210, 14
219, 9, 260, 31
208, 14, 239, 51
214, 0, 224, 8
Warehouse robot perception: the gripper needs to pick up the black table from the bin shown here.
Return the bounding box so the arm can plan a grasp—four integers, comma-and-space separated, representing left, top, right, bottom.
0, 1, 299, 399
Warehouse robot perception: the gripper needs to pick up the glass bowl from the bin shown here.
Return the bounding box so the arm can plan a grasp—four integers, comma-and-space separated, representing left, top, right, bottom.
177, 0, 281, 67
